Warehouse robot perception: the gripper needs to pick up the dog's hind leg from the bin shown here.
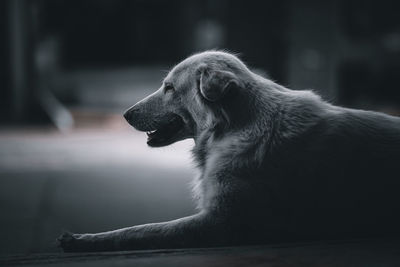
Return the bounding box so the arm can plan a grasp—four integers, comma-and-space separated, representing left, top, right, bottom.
58, 211, 230, 252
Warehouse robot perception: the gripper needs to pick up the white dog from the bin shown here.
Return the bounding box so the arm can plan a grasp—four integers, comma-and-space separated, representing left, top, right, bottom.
59, 51, 400, 252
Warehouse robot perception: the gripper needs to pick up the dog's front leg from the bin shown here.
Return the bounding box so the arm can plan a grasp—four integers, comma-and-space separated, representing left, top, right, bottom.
58, 211, 229, 252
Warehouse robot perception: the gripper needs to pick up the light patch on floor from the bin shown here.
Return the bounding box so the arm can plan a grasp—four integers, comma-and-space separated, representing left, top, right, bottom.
0, 115, 197, 254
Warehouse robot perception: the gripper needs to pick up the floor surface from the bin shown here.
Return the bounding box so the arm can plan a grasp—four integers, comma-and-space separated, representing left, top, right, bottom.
1, 240, 400, 267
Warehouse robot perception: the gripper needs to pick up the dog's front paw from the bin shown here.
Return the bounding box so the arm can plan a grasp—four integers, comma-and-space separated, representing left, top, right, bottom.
57, 232, 85, 252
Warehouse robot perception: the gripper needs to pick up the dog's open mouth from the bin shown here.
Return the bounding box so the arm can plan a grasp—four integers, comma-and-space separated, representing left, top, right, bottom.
146, 115, 185, 147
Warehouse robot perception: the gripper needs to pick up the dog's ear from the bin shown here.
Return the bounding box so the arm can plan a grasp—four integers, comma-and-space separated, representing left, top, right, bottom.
198, 65, 239, 102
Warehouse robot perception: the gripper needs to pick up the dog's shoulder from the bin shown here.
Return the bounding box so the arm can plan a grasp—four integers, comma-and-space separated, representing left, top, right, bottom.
274, 89, 329, 139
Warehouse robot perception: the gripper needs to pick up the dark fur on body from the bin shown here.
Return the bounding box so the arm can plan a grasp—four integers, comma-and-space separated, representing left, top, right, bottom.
58, 51, 400, 252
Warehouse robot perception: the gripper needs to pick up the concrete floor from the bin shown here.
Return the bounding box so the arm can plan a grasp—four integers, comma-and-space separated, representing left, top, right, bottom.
0, 117, 197, 254
1, 240, 400, 266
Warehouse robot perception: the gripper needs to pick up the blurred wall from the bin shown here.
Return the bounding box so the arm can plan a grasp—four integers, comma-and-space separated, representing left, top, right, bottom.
0, 1, 10, 122
2, 0, 399, 126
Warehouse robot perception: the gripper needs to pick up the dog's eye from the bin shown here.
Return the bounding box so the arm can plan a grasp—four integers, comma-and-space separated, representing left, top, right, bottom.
164, 83, 174, 93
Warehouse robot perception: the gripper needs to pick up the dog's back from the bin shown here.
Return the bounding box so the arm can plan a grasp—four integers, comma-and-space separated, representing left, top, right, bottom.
255, 94, 400, 241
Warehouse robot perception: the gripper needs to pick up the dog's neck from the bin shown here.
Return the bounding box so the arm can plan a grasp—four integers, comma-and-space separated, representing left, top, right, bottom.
191, 77, 283, 169
192, 75, 327, 170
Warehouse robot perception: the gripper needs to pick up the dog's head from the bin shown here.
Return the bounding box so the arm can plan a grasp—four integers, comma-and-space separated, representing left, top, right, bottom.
124, 51, 250, 147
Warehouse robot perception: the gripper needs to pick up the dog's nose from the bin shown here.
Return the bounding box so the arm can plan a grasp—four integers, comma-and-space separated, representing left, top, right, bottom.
123, 110, 132, 122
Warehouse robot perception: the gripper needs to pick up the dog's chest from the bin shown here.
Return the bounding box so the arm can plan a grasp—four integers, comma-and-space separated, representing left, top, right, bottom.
192, 131, 219, 167
192, 138, 232, 207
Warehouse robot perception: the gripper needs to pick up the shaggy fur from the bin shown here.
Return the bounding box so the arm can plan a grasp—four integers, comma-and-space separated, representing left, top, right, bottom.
59, 51, 400, 252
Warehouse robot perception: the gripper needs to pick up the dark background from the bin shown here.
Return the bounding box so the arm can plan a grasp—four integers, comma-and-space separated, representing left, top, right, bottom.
0, 0, 399, 255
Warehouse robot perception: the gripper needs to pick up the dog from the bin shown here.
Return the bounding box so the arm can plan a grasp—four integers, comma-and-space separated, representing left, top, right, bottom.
59, 50, 400, 252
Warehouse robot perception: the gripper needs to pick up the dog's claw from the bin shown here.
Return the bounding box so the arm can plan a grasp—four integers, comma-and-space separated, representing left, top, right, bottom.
57, 232, 81, 252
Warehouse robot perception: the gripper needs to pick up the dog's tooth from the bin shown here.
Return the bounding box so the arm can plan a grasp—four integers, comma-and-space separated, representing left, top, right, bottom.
146, 130, 157, 137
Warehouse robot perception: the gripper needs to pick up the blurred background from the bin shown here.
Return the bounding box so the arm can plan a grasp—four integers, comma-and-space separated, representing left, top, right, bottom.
1, 0, 400, 255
